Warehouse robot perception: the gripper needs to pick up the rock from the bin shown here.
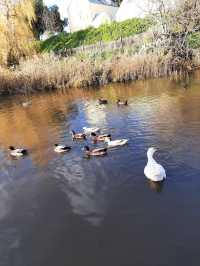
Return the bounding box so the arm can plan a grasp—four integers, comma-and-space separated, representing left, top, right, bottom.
67, 0, 118, 32
116, 0, 177, 22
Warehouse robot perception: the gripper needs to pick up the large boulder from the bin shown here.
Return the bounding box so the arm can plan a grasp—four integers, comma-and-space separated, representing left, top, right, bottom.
115, 0, 177, 21
116, 0, 157, 21
67, 0, 118, 32
67, 0, 92, 32
91, 12, 112, 28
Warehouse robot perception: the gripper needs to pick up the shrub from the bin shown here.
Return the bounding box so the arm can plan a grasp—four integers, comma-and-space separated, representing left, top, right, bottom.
188, 32, 200, 49
40, 18, 152, 52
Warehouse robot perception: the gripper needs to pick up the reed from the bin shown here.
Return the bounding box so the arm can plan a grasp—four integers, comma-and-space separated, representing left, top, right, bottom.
0, 49, 191, 95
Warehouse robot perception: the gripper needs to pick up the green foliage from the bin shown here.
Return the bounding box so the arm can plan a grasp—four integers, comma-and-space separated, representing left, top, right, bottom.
33, 0, 44, 37
112, 0, 123, 6
40, 18, 152, 52
33, 2, 64, 39
188, 32, 200, 49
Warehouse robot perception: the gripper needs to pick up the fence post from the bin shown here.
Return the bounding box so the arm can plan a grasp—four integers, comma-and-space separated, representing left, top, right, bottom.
120, 36, 124, 53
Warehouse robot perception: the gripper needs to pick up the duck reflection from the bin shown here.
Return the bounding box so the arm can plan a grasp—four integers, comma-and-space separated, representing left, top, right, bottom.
146, 180, 165, 193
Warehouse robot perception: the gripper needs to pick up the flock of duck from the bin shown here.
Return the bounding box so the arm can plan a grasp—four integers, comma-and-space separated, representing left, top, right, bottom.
9, 98, 166, 183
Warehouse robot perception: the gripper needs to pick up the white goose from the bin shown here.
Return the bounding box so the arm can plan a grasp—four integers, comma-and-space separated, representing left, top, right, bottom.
144, 147, 166, 182
104, 137, 128, 148
83, 127, 100, 134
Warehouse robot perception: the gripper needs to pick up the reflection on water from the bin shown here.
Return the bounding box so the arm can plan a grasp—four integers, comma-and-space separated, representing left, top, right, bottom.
0, 184, 10, 221
1, 76, 200, 265
0, 92, 81, 166
146, 180, 165, 193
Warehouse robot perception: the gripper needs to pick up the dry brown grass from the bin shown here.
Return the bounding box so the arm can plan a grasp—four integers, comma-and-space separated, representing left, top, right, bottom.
0, 50, 190, 95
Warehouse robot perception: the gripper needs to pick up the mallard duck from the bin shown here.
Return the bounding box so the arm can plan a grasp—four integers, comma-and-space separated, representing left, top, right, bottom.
144, 147, 166, 182
83, 146, 107, 156
22, 101, 32, 107
91, 132, 111, 142
54, 144, 71, 153
9, 146, 28, 157
104, 137, 128, 148
98, 98, 108, 104
71, 130, 86, 140
83, 127, 100, 134
117, 99, 128, 106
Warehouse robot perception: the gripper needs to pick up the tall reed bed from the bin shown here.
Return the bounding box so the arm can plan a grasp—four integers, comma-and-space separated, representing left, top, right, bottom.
0, 50, 188, 96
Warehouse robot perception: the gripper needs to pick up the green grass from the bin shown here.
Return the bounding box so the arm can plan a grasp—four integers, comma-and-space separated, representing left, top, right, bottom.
40, 18, 152, 53
188, 32, 200, 49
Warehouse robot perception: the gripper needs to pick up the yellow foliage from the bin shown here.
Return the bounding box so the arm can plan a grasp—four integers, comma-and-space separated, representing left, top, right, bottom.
0, 0, 35, 65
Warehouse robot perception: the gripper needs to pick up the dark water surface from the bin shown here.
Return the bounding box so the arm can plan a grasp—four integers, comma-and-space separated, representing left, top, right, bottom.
1, 75, 200, 266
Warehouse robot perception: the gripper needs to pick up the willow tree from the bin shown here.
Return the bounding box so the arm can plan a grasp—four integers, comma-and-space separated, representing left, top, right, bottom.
0, 0, 35, 65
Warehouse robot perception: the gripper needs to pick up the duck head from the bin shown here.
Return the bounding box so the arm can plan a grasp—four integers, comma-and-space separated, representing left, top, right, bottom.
91, 132, 97, 137
54, 144, 59, 147
9, 146, 15, 150
84, 145, 90, 151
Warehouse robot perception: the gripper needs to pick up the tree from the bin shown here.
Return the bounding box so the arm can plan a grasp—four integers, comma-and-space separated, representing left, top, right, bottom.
42, 5, 64, 33
0, 0, 35, 65
152, 0, 200, 72
112, 0, 123, 6
33, 0, 44, 37
33, 3, 65, 37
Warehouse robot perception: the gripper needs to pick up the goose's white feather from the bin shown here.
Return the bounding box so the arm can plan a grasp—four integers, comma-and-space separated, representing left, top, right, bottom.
144, 147, 166, 182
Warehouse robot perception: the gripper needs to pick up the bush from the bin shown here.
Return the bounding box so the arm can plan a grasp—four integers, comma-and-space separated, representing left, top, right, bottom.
40, 18, 152, 52
188, 32, 200, 49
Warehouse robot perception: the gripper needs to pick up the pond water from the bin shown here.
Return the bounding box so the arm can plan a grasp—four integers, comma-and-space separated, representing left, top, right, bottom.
1, 74, 200, 266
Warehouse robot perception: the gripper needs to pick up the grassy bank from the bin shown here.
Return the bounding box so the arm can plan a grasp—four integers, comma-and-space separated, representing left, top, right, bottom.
40, 18, 152, 53
1, 20, 199, 95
